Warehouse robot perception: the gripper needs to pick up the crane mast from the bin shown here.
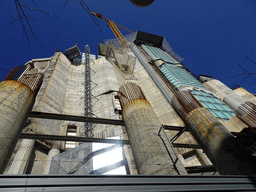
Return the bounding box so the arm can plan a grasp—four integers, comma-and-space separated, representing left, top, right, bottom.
91, 11, 133, 48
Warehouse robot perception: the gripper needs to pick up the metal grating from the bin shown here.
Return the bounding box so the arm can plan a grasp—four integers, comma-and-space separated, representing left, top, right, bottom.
118, 82, 146, 108
4, 65, 26, 81
4, 65, 43, 93
236, 101, 256, 128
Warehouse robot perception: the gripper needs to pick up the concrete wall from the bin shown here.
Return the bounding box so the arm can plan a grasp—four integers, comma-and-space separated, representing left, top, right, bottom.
90, 57, 137, 174
29, 52, 72, 135
222, 115, 248, 133
202, 79, 234, 100
233, 87, 256, 104
17, 52, 72, 174
60, 62, 86, 143
91, 57, 123, 139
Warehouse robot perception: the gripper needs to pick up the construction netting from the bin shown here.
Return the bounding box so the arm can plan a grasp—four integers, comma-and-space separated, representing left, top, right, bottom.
105, 40, 136, 74
104, 31, 138, 48
49, 143, 93, 175
104, 31, 184, 62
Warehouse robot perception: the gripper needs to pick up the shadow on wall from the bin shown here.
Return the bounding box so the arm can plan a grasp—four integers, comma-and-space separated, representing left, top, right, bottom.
217, 134, 256, 177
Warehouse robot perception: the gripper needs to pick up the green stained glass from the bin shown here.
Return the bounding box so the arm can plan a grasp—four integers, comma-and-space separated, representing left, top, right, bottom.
190, 89, 235, 121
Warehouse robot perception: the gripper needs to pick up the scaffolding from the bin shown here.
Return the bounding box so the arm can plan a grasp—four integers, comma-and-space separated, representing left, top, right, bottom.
106, 40, 136, 74
84, 45, 94, 137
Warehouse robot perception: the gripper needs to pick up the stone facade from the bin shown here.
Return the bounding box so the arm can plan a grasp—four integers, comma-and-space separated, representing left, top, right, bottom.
4, 37, 255, 175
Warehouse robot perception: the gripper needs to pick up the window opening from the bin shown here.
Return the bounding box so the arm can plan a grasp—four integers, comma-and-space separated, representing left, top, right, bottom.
113, 95, 122, 114
65, 125, 77, 149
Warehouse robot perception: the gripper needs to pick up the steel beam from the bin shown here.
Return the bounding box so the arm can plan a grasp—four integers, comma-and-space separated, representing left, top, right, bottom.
172, 143, 201, 149
163, 125, 189, 131
20, 133, 130, 145
29, 111, 124, 126
170, 127, 187, 143
185, 165, 217, 174
163, 125, 238, 136
89, 160, 125, 174
79, 144, 122, 167
68, 144, 122, 174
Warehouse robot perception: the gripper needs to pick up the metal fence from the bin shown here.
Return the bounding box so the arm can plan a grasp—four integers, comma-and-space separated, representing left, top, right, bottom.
158, 126, 180, 174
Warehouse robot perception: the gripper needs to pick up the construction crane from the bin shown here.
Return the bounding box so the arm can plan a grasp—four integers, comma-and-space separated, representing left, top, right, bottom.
91, 11, 133, 48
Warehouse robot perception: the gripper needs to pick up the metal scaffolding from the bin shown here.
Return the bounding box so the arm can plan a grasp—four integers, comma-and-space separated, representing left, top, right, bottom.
84, 45, 95, 137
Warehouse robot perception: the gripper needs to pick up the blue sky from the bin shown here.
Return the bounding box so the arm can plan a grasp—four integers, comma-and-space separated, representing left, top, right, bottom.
1, 0, 256, 93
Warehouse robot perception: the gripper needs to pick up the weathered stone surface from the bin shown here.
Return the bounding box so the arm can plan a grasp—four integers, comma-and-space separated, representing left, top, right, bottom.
186, 107, 256, 175
7, 139, 35, 174
0, 80, 35, 173
122, 98, 187, 175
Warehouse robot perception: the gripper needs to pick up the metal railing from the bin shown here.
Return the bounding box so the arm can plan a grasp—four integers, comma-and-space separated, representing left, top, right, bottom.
158, 125, 180, 175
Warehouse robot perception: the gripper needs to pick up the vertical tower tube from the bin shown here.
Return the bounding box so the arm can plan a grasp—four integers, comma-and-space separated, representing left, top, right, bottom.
44, 148, 60, 174
172, 90, 256, 175
7, 139, 35, 174
119, 83, 187, 175
0, 80, 35, 173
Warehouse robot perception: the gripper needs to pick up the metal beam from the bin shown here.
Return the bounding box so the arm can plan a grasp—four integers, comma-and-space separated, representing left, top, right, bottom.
163, 125, 189, 131
19, 133, 130, 145
170, 127, 187, 143
163, 125, 239, 137
1, 175, 256, 191
122, 144, 130, 175
89, 160, 125, 174
29, 111, 124, 126
80, 144, 122, 166
185, 165, 217, 174
182, 150, 198, 160
172, 143, 201, 149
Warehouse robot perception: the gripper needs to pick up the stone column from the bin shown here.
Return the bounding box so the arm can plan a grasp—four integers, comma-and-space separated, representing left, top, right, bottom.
186, 107, 256, 175
170, 89, 256, 175
7, 139, 35, 174
119, 83, 187, 175
44, 148, 60, 174
0, 80, 35, 173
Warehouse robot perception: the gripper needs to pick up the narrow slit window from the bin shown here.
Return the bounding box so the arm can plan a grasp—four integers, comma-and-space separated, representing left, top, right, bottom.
113, 95, 122, 114
65, 125, 77, 149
